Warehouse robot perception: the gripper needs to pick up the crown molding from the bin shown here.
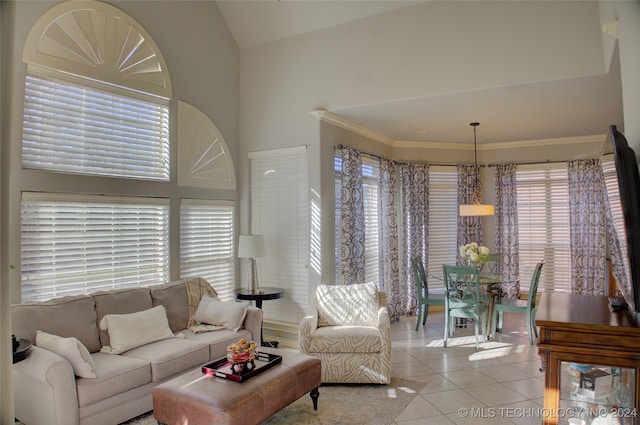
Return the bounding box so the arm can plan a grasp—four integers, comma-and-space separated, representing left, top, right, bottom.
311, 109, 394, 146
312, 109, 606, 151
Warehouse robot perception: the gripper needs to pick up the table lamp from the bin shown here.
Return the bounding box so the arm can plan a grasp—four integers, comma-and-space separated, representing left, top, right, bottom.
238, 234, 265, 292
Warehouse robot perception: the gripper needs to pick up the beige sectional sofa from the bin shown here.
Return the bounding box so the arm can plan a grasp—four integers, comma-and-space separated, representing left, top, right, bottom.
11, 277, 263, 425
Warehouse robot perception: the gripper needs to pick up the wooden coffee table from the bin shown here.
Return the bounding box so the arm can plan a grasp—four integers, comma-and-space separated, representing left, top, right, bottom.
152, 348, 321, 425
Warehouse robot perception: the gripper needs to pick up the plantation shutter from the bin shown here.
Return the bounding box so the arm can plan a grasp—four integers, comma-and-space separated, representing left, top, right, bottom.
249, 146, 309, 324
21, 193, 170, 302
22, 73, 170, 181
180, 200, 235, 301
516, 164, 571, 292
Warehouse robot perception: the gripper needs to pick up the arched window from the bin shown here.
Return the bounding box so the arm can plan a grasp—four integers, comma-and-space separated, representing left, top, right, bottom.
20, 1, 236, 301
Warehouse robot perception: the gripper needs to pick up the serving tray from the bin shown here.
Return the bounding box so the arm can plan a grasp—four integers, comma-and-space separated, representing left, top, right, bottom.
202, 352, 282, 382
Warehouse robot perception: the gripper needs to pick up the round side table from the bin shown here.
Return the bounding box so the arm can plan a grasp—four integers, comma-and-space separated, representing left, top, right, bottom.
234, 287, 284, 348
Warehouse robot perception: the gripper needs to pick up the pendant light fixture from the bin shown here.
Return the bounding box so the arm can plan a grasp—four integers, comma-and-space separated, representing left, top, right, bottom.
459, 122, 495, 216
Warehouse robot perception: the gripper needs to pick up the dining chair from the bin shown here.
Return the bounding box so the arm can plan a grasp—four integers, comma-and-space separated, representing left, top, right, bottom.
411, 256, 445, 331
481, 253, 502, 324
442, 264, 488, 349
490, 260, 544, 345
481, 253, 501, 277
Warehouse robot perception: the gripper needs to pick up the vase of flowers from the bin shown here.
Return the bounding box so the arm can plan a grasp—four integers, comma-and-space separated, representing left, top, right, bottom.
459, 242, 490, 265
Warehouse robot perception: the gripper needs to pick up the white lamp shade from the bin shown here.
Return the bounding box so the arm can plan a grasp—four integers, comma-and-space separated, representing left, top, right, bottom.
459, 204, 495, 216
237, 234, 266, 258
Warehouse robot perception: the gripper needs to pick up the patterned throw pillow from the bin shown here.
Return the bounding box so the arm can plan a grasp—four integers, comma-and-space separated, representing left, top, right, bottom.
316, 282, 379, 327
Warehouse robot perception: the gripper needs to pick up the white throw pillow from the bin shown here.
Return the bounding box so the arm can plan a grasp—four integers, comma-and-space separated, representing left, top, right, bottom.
192, 295, 248, 332
316, 282, 379, 327
99, 305, 174, 354
36, 330, 96, 378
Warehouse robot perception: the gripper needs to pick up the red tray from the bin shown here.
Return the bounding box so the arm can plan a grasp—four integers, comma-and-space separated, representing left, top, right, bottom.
202, 352, 282, 382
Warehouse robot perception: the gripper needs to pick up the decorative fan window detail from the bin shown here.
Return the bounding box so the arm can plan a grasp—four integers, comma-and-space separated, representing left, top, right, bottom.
177, 101, 236, 190
23, 0, 171, 98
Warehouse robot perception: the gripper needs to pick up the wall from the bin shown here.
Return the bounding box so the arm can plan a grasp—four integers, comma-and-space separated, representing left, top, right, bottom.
0, 1, 239, 422
238, 1, 611, 305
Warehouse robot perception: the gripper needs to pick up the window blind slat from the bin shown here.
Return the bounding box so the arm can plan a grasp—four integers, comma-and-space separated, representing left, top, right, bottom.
180, 201, 235, 301
22, 74, 169, 180
516, 166, 571, 292
21, 195, 170, 301
251, 148, 309, 324
426, 169, 458, 289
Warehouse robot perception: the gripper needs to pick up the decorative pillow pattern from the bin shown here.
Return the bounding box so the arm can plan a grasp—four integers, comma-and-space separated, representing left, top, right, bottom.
99, 305, 174, 354
192, 295, 247, 332
36, 330, 96, 378
316, 282, 379, 327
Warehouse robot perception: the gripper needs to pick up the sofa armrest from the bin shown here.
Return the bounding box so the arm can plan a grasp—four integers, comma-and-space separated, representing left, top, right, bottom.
298, 312, 318, 354
13, 345, 79, 425
243, 306, 263, 343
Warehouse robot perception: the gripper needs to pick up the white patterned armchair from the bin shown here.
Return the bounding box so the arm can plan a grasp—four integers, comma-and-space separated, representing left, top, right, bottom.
299, 282, 391, 384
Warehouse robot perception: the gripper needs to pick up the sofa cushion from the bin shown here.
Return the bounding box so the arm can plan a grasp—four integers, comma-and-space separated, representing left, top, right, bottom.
123, 337, 209, 381
36, 330, 96, 378
151, 280, 189, 333
11, 294, 101, 353
76, 352, 152, 408
93, 287, 154, 347
192, 295, 247, 332
182, 327, 253, 360
308, 326, 382, 353
316, 282, 379, 327
99, 305, 174, 354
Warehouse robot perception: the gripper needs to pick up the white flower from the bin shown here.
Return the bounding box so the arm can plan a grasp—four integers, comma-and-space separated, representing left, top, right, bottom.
459, 242, 491, 264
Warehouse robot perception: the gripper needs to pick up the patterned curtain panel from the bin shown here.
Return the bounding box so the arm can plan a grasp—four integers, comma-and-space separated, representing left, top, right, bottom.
339, 147, 366, 285
379, 158, 402, 321
456, 164, 482, 262
494, 163, 520, 299
399, 162, 430, 318
567, 159, 607, 295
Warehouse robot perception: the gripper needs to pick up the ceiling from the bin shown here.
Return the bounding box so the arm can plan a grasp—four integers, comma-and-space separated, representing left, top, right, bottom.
215, 0, 624, 145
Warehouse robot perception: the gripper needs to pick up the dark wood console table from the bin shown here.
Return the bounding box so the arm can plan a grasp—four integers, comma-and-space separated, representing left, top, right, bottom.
536, 292, 640, 425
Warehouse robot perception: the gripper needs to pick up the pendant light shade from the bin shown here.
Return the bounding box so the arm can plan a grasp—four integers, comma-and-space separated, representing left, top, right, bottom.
459, 122, 494, 217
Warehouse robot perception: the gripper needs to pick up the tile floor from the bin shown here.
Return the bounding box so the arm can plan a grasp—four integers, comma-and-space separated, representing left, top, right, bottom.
389, 310, 545, 425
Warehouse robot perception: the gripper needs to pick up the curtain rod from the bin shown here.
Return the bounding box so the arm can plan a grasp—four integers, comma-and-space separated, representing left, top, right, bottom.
333, 144, 483, 168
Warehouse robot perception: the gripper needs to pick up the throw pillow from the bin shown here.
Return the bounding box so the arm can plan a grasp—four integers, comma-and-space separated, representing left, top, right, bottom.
36, 330, 96, 378
316, 282, 379, 327
99, 305, 174, 354
192, 295, 247, 332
